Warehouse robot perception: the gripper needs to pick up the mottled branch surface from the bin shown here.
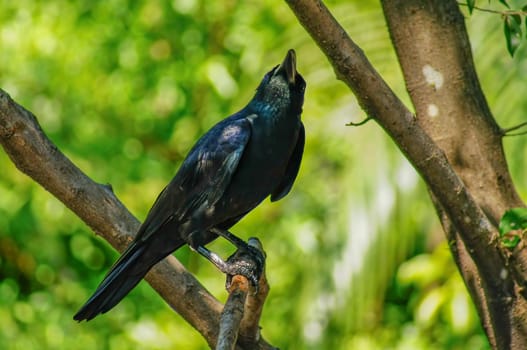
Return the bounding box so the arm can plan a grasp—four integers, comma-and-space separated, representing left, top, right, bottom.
217, 239, 273, 350
216, 276, 249, 350
285, 0, 527, 349
0, 89, 274, 350
215, 275, 273, 350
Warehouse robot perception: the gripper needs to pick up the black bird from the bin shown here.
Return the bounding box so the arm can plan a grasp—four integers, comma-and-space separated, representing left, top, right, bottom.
74, 49, 306, 321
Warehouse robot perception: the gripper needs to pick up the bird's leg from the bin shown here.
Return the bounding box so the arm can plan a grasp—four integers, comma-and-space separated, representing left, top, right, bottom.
209, 228, 266, 291
194, 243, 264, 292
194, 246, 233, 273
224, 237, 266, 293
209, 227, 249, 250
189, 229, 266, 290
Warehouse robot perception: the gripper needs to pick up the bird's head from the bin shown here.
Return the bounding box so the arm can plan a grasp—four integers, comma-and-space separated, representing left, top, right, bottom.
251, 49, 306, 117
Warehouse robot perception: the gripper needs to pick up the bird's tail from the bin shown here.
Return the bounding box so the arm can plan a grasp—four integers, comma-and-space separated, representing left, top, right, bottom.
73, 238, 184, 321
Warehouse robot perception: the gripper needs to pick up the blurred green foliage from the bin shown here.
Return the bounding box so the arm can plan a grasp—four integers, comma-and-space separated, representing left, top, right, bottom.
1, 1, 526, 349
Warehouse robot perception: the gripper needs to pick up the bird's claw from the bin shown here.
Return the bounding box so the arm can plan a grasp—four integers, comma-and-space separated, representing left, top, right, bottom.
225, 237, 266, 294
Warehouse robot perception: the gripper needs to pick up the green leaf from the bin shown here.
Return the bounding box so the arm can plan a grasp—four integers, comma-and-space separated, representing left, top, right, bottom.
467, 0, 476, 14
499, 0, 510, 8
503, 14, 522, 56
502, 235, 521, 249
499, 207, 527, 236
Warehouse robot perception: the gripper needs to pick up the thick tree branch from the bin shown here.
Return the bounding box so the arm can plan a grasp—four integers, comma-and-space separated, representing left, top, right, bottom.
0, 89, 274, 350
283, 0, 503, 278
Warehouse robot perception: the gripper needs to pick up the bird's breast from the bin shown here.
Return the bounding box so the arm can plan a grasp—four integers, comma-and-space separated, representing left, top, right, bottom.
230, 115, 299, 195
251, 114, 299, 160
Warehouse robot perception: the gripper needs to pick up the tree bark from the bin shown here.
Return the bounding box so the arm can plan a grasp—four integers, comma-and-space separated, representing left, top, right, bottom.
285, 0, 527, 348
217, 239, 273, 350
0, 89, 275, 350
380, 1, 527, 348
217, 276, 249, 350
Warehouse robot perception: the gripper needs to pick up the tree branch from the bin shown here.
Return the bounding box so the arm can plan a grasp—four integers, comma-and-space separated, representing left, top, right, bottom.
0, 89, 275, 349
345, 116, 372, 127
235, 240, 272, 349
457, 1, 527, 16
216, 238, 273, 350
502, 121, 527, 136
283, 0, 503, 280
217, 276, 249, 350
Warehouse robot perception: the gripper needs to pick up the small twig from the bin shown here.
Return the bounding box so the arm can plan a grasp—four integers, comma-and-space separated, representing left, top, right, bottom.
504, 130, 527, 137
346, 116, 372, 126
502, 121, 527, 136
457, 2, 527, 16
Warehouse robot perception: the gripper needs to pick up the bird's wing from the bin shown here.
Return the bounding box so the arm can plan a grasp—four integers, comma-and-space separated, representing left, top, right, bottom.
270, 122, 305, 202
177, 118, 252, 216
135, 117, 252, 242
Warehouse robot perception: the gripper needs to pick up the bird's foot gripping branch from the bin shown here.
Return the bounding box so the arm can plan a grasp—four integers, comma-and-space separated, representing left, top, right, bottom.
196, 231, 266, 292
225, 237, 267, 293
217, 238, 270, 350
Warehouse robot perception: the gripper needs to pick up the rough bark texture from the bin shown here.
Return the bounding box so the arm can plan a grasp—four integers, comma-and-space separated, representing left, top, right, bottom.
285, 0, 527, 348
0, 89, 275, 350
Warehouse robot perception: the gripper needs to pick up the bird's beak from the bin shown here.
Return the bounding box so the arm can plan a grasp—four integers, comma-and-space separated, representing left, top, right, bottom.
276, 49, 296, 84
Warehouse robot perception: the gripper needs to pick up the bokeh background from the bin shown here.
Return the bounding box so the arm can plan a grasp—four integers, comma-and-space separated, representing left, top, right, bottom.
1, 1, 526, 349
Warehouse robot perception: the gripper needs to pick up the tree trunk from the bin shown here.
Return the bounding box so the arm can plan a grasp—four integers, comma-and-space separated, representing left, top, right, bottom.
285, 0, 527, 348
380, 1, 527, 348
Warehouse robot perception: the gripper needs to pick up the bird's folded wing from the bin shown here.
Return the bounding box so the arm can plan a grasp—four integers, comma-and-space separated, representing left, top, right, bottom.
134, 117, 253, 242
270, 122, 305, 202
